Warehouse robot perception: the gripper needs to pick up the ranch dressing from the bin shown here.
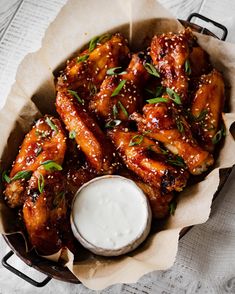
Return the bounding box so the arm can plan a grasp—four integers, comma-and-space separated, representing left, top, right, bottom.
71, 175, 151, 256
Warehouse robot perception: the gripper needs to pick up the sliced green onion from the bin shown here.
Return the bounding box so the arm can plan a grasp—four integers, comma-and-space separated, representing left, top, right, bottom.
106, 67, 127, 76
69, 130, 76, 139
89, 36, 100, 52
38, 173, 44, 193
35, 146, 42, 157
105, 120, 122, 129
144, 63, 160, 77
89, 33, 111, 52
112, 104, 118, 119
11, 170, 33, 182
176, 118, 185, 133
147, 97, 168, 104
167, 156, 186, 168
185, 59, 191, 75
212, 125, 226, 144
143, 130, 152, 135
129, 134, 144, 146
45, 117, 58, 133
111, 80, 127, 97
77, 54, 89, 63
118, 101, 128, 117
166, 88, 182, 105
97, 33, 111, 44
194, 109, 208, 122
41, 160, 63, 171
2, 171, 11, 184
68, 90, 85, 105
169, 201, 177, 215
88, 82, 97, 96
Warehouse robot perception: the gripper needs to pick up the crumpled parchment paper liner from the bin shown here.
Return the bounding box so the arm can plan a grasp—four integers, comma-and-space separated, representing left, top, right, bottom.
0, 0, 235, 290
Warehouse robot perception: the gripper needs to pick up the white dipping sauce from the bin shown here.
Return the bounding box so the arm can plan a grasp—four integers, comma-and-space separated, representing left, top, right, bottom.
71, 175, 152, 256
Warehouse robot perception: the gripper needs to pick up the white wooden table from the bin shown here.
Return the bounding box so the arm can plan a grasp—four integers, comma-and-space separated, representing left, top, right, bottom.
0, 1, 235, 293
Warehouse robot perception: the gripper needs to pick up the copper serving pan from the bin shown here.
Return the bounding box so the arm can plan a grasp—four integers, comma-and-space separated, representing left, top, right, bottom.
1, 13, 229, 287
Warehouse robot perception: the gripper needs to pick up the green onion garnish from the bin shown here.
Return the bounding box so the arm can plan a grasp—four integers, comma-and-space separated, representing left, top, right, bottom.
107, 67, 127, 76
38, 173, 44, 193
166, 88, 182, 105
45, 117, 58, 133
129, 134, 144, 146
88, 33, 111, 52
69, 130, 76, 139
77, 54, 89, 63
176, 118, 185, 133
11, 170, 33, 182
118, 101, 128, 117
144, 63, 160, 77
68, 90, 85, 105
88, 82, 97, 96
41, 160, 63, 171
35, 146, 42, 157
194, 109, 208, 122
212, 125, 226, 144
185, 59, 191, 75
111, 80, 127, 97
167, 156, 186, 168
2, 171, 11, 184
105, 120, 122, 129
112, 104, 118, 119
147, 97, 168, 104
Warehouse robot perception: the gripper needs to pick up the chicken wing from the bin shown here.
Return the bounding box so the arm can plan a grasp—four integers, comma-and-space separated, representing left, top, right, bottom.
190, 69, 225, 152
108, 128, 188, 192
23, 171, 68, 255
150, 29, 194, 104
56, 33, 130, 102
89, 53, 149, 121
131, 102, 214, 175
189, 45, 211, 78
56, 89, 115, 173
4, 116, 66, 208
120, 169, 173, 219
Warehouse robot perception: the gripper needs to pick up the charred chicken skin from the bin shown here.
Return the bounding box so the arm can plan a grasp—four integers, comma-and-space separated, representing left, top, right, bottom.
56, 33, 130, 101
4, 116, 66, 208
190, 69, 225, 152
131, 101, 214, 175
150, 29, 194, 104
108, 128, 188, 192
89, 53, 149, 121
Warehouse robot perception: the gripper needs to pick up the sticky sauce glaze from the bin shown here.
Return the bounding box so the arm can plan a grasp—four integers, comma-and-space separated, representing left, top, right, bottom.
71, 176, 151, 254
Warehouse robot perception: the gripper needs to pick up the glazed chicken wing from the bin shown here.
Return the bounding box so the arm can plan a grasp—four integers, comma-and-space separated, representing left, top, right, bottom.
150, 29, 194, 104
4, 116, 66, 208
56, 89, 115, 173
89, 53, 149, 121
120, 169, 173, 219
190, 69, 225, 152
108, 129, 188, 192
131, 102, 214, 175
189, 45, 211, 78
23, 171, 68, 255
57, 33, 130, 101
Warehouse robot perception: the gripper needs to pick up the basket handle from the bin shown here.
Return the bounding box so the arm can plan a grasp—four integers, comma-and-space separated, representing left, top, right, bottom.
2, 251, 52, 287
187, 12, 228, 41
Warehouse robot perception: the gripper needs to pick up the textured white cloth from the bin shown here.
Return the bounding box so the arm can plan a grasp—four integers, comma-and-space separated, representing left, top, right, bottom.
0, 0, 235, 293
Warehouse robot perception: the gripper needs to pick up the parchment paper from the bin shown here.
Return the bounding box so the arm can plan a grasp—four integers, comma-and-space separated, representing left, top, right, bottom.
0, 0, 235, 290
